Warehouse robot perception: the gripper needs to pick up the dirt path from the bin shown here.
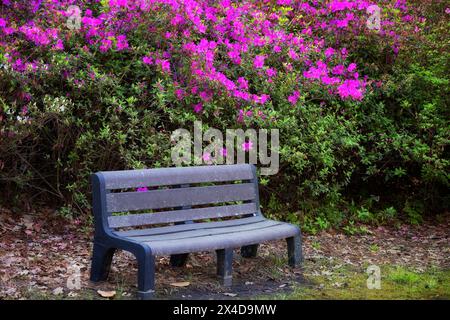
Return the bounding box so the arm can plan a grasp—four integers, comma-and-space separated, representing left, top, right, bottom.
0, 208, 448, 299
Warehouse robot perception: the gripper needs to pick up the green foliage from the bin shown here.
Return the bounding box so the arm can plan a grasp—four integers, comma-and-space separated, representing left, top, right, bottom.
0, 2, 448, 227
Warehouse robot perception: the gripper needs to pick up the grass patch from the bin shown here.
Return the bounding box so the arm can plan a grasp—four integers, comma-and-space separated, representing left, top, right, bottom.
272, 265, 450, 300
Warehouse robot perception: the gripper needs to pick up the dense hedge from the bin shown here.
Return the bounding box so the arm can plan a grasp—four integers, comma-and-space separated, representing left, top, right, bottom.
0, 1, 448, 230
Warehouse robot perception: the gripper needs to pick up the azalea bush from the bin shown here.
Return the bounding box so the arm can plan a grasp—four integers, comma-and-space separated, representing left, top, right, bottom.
0, 1, 448, 226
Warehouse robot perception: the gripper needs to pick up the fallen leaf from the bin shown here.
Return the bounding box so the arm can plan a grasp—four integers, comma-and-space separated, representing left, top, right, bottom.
170, 281, 190, 287
97, 290, 116, 298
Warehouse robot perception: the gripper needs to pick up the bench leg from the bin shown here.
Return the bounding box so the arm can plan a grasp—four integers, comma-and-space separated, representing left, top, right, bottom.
286, 235, 302, 267
90, 243, 116, 282
216, 249, 233, 287
241, 244, 259, 258
136, 253, 155, 300
170, 253, 189, 267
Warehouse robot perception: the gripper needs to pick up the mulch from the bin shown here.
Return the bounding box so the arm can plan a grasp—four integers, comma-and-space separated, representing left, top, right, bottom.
0, 207, 448, 299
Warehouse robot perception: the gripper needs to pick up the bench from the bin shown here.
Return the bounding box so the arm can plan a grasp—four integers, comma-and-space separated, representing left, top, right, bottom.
89, 164, 302, 299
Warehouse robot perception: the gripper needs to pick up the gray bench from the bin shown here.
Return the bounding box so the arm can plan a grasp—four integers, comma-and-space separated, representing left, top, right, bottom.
90, 164, 302, 299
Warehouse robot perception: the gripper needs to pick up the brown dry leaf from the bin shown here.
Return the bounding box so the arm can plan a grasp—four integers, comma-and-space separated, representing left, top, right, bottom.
170, 281, 190, 287
97, 290, 116, 298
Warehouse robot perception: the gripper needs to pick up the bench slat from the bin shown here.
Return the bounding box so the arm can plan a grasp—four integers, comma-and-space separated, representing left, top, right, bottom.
126, 220, 282, 242
108, 203, 257, 228
106, 183, 256, 212
100, 164, 254, 189
142, 223, 299, 255
114, 216, 266, 237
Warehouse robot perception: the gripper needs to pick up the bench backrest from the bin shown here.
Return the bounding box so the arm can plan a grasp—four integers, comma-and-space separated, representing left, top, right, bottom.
91, 164, 261, 231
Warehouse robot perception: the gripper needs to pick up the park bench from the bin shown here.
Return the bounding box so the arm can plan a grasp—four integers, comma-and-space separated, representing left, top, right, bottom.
90, 164, 302, 299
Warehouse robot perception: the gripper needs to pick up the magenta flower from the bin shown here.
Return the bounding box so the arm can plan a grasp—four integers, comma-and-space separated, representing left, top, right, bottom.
53, 39, 64, 51
266, 68, 277, 77
288, 91, 301, 105
324, 47, 335, 58
337, 79, 364, 100
237, 77, 249, 90
332, 65, 345, 75
242, 141, 253, 152
116, 35, 129, 51
221, 148, 227, 157
142, 56, 154, 65
156, 59, 170, 73
193, 103, 203, 113
202, 152, 211, 163
253, 55, 266, 69
347, 63, 357, 72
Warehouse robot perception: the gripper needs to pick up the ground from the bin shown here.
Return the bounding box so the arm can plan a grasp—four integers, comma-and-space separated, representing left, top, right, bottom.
0, 207, 449, 300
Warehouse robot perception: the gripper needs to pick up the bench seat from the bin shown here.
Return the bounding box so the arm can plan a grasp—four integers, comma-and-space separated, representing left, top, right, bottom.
114, 216, 300, 255
89, 164, 302, 299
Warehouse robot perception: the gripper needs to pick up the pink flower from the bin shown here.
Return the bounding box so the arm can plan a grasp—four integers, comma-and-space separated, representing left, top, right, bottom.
337, 79, 364, 100
321, 76, 340, 85
142, 56, 154, 65
156, 59, 170, 73
100, 38, 112, 52
202, 152, 211, 163
199, 90, 212, 102
116, 35, 129, 51
288, 91, 301, 105
221, 148, 227, 157
253, 55, 266, 69
228, 50, 241, 64
266, 68, 277, 77
242, 141, 253, 152
288, 49, 299, 60
324, 47, 335, 58
254, 94, 270, 104
237, 77, 249, 90
175, 89, 185, 100
332, 64, 345, 75
53, 39, 64, 51
110, 0, 128, 7
137, 187, 148, 192
193, 103, 203, 113
347, 63, 357, 72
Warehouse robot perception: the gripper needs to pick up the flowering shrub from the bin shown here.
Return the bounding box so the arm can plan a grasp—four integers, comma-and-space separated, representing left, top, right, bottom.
1, 0, 421, 117
0, 1, 448, 225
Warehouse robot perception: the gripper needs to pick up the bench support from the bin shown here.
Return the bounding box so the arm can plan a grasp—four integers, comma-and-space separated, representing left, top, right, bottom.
136, 248, 155, 300
170, 253, 189, 267
286, 235, 302, 267
216, 249, 233, 286
240, 244, 259, 258
90, 243, 116, 282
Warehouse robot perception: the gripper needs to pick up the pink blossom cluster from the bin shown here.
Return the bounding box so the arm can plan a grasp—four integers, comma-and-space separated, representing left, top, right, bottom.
0, 0, 420, 120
